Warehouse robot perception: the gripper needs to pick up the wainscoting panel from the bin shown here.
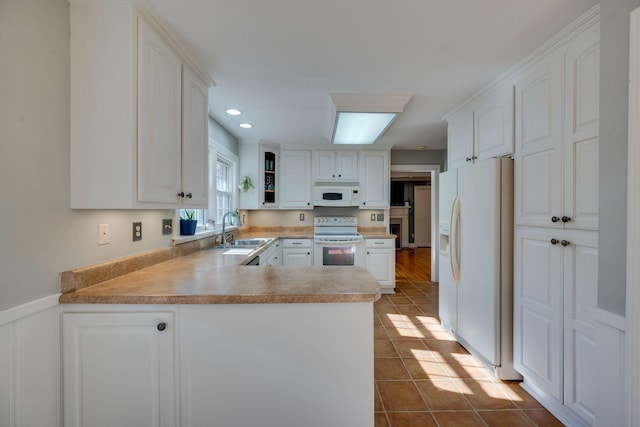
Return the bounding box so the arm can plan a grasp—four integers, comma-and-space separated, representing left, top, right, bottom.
0, 295, 60, 427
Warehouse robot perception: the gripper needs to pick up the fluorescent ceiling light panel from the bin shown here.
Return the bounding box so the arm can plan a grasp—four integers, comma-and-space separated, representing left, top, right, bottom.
329, 94, 411, 145
333, 112, 398, 145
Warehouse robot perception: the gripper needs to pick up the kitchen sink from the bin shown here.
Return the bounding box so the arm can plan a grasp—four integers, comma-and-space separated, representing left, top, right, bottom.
211, 238, 271, 250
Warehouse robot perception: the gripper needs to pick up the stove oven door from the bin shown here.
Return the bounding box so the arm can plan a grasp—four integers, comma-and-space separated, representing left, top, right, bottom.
313, 239, 364, 267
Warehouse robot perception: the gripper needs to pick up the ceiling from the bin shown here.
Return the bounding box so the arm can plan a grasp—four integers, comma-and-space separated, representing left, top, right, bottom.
148, 0, 598, 150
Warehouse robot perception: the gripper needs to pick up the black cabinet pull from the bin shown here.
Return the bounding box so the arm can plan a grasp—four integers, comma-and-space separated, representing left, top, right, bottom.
465, 157, 472, 162
550, 238, 558, 245
551, 216, 560, 223
186, 193, 193, 199
561, 240, 570, 246
157, 322, 167, 332
561, 216, 571, 223
307, 252, 310, 255
178, 192, 185, 198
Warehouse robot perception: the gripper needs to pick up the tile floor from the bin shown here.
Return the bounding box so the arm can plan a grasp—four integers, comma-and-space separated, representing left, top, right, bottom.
374, 279, 563, 427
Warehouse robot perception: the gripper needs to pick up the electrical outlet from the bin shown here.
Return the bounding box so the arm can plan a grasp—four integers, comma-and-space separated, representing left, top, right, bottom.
133, 222, 142, 241
370, 214, 376, 221
377, 213, 384, 221
162, 219, 172, 235
98, 224, 110, 245
299, 213, 305, 221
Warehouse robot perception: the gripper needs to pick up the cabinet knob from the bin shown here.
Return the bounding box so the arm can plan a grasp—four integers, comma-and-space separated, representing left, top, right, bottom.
186, 193, 193, 199
362, 202, 366, 205
307, 252, 310, 255
307, 202, 310, 205
178, 192, 185, 198
466, 157, 472, 162
332, 174, 335, 178
338, 174, 342, 177
561, 216, 571, 223
550, 238, 559, 245
561, 240, 570, 246
157, 322, 167, 331
551, 216, 560, 223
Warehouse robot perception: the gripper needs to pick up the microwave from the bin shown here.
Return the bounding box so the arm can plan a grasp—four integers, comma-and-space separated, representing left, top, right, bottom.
313, 184, 360, 207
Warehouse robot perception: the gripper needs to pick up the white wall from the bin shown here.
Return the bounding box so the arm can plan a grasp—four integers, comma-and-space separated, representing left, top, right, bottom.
598, 0, 640, 316
0, 0, 175, 312
244, 207, 387, 229
209, 115, 239, 155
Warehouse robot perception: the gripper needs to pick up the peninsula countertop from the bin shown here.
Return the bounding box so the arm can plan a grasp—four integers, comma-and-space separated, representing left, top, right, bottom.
59, 237, 382, 305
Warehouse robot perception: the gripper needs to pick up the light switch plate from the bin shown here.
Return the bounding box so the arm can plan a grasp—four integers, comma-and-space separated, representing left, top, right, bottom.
162, 219, 172, 235
98, 224, 110, 245
370, 214, 376, 221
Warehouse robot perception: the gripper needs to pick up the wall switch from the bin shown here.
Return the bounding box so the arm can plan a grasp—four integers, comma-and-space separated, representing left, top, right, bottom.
299, 213, 305, 221
370, 214, 376, 221
377, 213, 384, 221
98, 224, 110, 245
162, 219, 173, 235
133, 222, 142, 241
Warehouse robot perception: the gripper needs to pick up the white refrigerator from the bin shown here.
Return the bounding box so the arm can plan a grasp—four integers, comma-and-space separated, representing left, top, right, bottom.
438, 158, 520, 380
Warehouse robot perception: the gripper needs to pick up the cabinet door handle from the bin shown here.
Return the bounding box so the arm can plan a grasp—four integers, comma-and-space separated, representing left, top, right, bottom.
551, 216, 560, 223
465, 157, 472, 162
332, 174, 335, 178
338, 174, 342, 178
307, 252, 310, 255
472, 155, 478, 160
186, 193, 193, 199
178, 192, 185, 198
561, 240, 570, 246
157, 322, 167, 332
307, 202, 310, 206
550, 238, 559, 245
367, 251, 370, 255
561, 216, 571, 223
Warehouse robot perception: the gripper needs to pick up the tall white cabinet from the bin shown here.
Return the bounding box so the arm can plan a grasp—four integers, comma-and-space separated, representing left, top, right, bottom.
512, 16, 600, 427
69, 1, 211, 209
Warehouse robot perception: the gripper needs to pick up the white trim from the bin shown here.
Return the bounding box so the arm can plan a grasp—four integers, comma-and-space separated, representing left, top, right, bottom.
627, 7, 640, 427
589, 307, 626, 332
390, 164, 441, 281
0, 294, 60, 326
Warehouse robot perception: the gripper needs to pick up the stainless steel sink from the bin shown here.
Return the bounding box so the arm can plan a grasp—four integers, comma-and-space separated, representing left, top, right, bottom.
212, 238, 271, 250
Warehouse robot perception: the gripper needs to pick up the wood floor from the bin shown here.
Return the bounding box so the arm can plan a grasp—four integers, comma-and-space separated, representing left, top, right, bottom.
372, 248, 561, 427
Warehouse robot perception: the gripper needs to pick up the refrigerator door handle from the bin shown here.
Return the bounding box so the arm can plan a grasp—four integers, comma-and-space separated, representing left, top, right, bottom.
450, 197, 461, 283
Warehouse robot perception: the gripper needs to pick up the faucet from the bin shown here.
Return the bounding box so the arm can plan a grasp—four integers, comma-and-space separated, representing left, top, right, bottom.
221, 209, 242, 245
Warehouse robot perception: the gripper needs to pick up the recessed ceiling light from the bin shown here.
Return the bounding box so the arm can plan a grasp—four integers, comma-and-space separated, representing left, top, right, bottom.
239, 123, 253, 129
416, 145, 427, 150
226, 108, 242, 116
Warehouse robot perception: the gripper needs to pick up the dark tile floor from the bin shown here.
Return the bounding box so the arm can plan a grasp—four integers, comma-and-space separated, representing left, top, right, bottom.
374, 279, 563, 427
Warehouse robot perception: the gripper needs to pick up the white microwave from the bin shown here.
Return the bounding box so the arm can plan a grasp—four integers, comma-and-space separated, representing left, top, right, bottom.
313, 184, 360, 207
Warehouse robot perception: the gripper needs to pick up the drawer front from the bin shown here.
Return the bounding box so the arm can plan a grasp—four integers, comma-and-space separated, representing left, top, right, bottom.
283, 239, 312, 248
365, 239, 394, 249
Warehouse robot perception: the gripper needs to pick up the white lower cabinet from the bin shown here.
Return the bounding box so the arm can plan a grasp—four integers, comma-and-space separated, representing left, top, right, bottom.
63, 302, 374, 427
62, 308, 178, 427
282, 239, 313, 266
365, 238, 395, 293
514, 227, 598, 425
263, 239, 282, 266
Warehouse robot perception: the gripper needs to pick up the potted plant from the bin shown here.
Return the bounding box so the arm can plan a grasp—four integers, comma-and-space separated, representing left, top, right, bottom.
238, 176, 254, 192
180, 210, 198, 235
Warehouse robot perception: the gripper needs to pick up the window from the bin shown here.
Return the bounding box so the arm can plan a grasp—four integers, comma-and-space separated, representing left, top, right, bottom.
177, 143, 238, 234
215, 156, 233, 225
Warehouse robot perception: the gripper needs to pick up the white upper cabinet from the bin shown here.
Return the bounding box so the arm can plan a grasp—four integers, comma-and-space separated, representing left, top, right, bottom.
446, 109, 474, 170
137, 17, 183, 204
280, 150, 312, 209
514, 55, 564, 228
313, 150, 358, 181
239, 141, 279, 209
360, 150, 390, 208
181, 65, 210, 207
69, 1, 210, 209
515, 22, 599, 231
474, 86, 515, 160
446, 86, 514, 170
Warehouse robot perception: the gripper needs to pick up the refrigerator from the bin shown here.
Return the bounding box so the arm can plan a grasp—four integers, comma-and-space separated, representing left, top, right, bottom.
438, 158, 520, 380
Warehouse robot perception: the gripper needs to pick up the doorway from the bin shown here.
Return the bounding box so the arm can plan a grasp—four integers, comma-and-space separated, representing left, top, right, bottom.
390, 164, 440, 281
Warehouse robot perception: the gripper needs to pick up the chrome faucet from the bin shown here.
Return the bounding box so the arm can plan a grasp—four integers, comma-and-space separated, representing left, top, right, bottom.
221, 209, 242, 245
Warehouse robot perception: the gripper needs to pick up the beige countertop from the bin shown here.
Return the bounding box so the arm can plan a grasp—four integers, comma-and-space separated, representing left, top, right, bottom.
60, 232, 382, 305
